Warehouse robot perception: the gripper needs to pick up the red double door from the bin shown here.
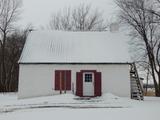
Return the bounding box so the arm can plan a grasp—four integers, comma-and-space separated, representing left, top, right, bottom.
55, 70, 71, 92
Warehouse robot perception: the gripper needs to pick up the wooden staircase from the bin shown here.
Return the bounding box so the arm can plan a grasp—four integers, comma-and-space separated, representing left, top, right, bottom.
130, 63, 144, 100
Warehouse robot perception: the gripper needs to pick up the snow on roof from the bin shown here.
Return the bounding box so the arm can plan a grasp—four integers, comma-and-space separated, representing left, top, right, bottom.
19, 31, 131, 64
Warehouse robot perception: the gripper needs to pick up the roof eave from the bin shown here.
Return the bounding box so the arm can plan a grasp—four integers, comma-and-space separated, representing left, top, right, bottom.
19, 62, 132, 65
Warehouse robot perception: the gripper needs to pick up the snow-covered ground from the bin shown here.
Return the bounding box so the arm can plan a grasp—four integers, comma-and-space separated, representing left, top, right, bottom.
0, 93, 160, 120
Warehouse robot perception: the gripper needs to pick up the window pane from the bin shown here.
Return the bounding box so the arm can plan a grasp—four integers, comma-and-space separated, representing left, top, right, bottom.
85, 74, 92, 82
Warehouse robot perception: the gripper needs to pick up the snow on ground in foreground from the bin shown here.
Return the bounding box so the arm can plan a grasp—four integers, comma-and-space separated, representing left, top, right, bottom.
0, 93, 160, 120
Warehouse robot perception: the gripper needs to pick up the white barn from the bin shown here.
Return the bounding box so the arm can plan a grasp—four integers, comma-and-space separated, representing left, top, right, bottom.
18, 31, 143, 99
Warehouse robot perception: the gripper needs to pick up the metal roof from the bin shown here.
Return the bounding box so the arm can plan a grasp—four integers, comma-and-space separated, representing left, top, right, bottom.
19, 31, 131, 64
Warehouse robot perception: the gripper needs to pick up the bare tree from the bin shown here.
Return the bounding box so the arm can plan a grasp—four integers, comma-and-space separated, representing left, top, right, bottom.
5, 29, 28, 91
48, 4, 108, 31
116, 0, 160, 96
0, 0, 22, 92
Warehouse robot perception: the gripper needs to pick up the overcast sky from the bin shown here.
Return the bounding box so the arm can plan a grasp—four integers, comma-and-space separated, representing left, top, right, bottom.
19, 0, 118, 29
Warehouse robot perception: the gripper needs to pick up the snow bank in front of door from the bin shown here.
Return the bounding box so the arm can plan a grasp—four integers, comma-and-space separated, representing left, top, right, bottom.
0, 93, 136, 113
1, 93, 160, 120
102, 93, 120, 99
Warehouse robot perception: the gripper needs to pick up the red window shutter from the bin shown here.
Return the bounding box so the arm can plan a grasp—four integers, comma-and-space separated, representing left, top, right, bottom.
55, 71, 60, 90
66, 70, 71, 90
76, 72, 83, 97
94, 72, 102, 96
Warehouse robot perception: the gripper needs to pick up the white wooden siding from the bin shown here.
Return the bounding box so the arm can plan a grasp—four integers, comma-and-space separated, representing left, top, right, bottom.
18, 64, 130, 99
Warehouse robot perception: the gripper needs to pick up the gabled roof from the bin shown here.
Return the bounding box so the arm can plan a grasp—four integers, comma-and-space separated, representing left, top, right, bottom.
19, 31, 131, 64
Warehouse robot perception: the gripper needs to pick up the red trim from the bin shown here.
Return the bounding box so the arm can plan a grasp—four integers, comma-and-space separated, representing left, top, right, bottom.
76, 72, 83, 97
66, 70, 71, 90
55, 71, 60, 90
94, 72, 102, 96
80, 70, 97, 73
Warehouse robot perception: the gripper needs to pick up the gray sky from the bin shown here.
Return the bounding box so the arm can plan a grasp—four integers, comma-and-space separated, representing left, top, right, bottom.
19, 0, 118, 29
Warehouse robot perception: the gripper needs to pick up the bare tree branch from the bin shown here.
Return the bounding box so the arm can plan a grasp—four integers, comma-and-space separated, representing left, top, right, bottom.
48, 4, 108, 31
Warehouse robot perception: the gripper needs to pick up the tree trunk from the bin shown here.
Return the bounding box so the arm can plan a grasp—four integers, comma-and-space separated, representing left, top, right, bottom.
145, 69, 149, 95
157, 71, 160, 97
1, 32, 7, 92
144, 36, 160, 96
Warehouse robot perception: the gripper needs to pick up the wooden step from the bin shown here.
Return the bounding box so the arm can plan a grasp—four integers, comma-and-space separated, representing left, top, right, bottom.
130, 71, 136, 74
